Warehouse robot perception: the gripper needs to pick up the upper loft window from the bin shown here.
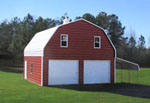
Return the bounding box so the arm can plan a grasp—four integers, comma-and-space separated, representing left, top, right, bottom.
94, 36, 101, 48
60, 34, 68, 47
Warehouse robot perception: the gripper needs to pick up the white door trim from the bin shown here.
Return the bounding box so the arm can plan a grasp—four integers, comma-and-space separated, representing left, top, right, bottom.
24, 61, 27, 79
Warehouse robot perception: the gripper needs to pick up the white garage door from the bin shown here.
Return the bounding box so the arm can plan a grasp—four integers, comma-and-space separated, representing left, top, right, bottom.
48, 60, 78, 85
84, 60, 110, 84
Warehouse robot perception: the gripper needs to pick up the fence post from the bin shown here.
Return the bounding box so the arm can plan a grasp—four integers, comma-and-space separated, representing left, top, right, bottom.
121, 69, 122, 83
128, 70, 130, 83
137, 71, 138, 84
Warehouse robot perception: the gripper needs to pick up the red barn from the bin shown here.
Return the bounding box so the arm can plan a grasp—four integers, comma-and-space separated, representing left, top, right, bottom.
24, 18, 116, 86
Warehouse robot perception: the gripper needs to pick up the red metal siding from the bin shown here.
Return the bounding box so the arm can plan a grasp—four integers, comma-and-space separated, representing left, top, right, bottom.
43, 20, 115, 86
24, 56, 41, 85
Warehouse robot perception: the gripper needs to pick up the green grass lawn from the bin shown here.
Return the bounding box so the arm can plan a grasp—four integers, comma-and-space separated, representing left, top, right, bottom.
0, 67, 150, 103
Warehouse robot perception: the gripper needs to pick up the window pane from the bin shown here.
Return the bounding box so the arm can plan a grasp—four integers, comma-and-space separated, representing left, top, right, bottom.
95, 37, 99, 42
62, 35, 67, 41
30, 64, 33, 74
62, 41, 67, 46
95, 43, 99, 47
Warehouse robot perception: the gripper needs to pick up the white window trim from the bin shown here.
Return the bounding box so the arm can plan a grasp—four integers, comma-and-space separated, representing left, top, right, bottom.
30, 63, 33, 74
94, 36, 101, 49
60, 34, 68, 47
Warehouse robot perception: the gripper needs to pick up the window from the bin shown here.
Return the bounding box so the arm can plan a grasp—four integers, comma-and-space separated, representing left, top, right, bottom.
30, 63, 33, 74
60, 34, 68, 47
94, 36, 101, 48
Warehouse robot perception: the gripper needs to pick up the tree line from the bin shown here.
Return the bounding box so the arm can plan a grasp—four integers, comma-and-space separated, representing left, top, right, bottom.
0, 12, 150, 67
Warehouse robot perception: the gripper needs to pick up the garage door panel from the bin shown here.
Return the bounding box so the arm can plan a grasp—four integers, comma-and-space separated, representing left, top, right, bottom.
84, 60, 110, 84
48, 60, 78, 85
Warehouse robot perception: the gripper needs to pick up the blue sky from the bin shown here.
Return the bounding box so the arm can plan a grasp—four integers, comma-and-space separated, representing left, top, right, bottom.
0, 0, 150, 47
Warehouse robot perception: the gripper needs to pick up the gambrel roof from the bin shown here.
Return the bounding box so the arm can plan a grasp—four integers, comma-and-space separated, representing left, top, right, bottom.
24, 19, 116, 56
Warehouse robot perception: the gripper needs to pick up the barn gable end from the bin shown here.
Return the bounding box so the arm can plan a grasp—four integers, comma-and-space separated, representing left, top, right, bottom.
43, 19, 115, 85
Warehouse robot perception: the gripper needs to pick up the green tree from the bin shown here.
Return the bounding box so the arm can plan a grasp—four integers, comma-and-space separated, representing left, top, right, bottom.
82, 13, 96, 24
128, 36, 136, 61
107, 14, 125, 48
1, 12, 150, 67
117, 37, 129, 59
0, 21, 13, 51
75, 16, 82, 20
129, 36, 136, 48
138, 35, 145, 49
95, 12, 109, 29
8, 14, 59, 61
9, 14, 35, 60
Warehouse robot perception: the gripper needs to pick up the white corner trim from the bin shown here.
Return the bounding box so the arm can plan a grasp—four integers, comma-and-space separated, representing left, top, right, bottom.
114, 57, 116, 83
24, 61, 27, 80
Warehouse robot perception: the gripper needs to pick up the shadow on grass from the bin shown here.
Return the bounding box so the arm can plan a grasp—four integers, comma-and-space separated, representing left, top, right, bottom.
50, 83, 150, 99
0, 66, 23, 73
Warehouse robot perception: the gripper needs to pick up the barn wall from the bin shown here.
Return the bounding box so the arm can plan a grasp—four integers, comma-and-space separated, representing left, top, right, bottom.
43, 20, 115, 86
24, 56, 41, 85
